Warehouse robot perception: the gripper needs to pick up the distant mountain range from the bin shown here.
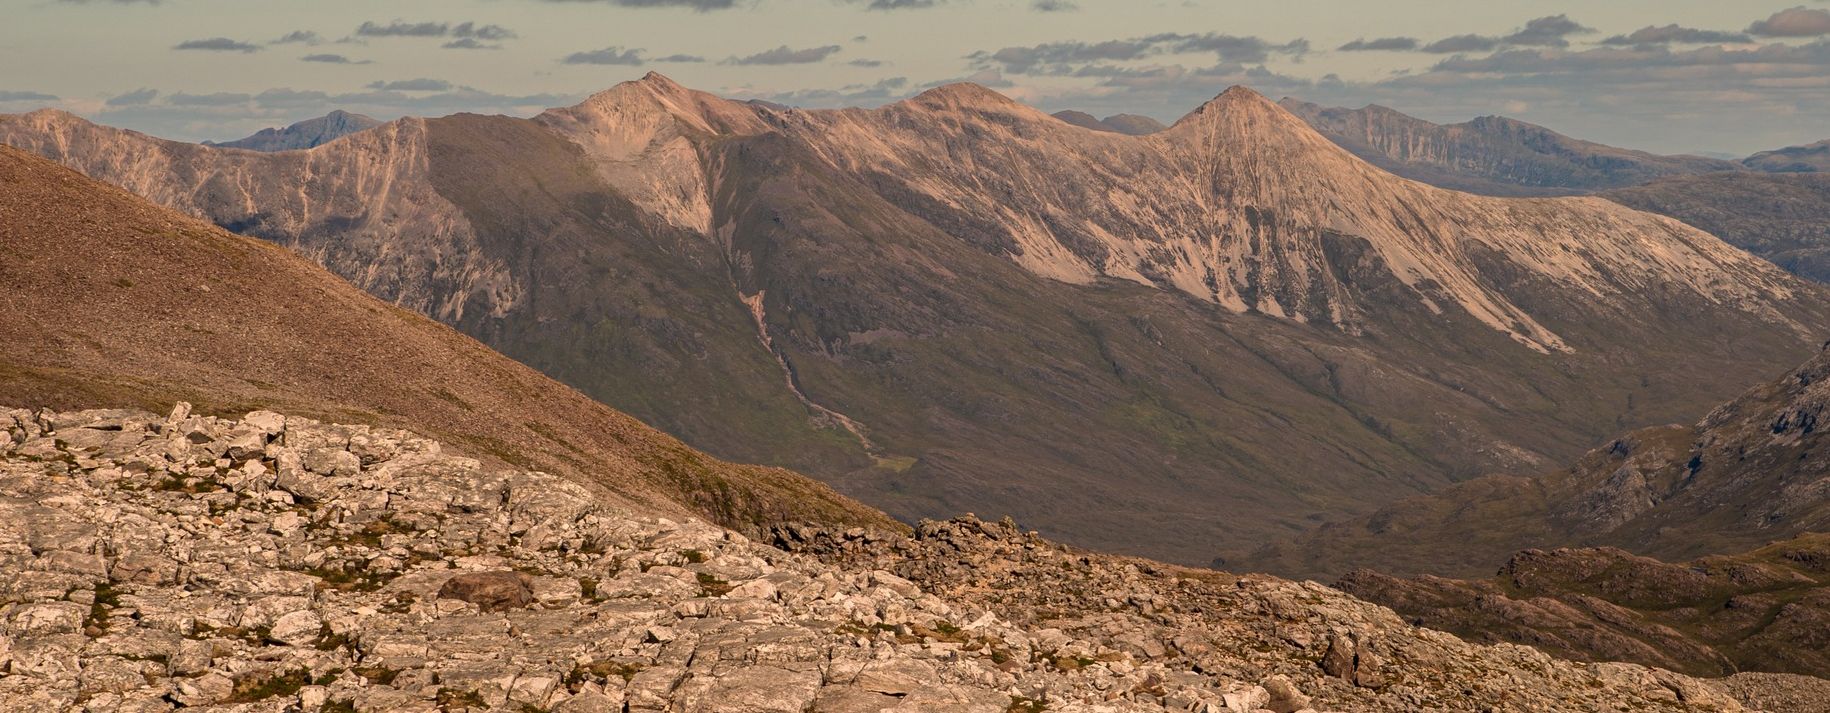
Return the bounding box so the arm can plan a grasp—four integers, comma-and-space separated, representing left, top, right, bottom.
204, 109, 380, 151
4, 75, 1827, 569
1281, 99, 1825, 196
1049, 110, 1166, 136
1746, 139, 1830, 173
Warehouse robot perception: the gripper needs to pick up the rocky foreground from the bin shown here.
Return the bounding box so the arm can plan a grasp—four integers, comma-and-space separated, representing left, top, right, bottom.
0, 406, 1800, 712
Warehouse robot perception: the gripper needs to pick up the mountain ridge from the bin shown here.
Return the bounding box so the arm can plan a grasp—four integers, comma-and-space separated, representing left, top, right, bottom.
4, 75, 1827, 569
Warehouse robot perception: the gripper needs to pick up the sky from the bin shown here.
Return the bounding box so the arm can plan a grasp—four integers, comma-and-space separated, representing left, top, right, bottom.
3, 0, 1828, 155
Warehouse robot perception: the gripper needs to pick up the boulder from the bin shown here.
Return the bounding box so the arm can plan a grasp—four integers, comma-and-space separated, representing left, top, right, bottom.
437, 571, 536, 612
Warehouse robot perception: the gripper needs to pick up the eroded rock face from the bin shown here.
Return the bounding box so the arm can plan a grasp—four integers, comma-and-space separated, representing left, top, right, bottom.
0, 403, 1775, 712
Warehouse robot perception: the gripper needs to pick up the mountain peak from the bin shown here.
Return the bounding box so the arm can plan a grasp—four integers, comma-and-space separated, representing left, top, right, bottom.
907, 82, 1022, 110
637, 71, 686, 93
206, 110, 380, 151
1170, 85, 1284, 128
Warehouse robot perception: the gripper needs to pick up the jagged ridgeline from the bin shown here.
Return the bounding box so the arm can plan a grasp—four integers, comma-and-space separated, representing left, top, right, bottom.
4, 75, 1828, 568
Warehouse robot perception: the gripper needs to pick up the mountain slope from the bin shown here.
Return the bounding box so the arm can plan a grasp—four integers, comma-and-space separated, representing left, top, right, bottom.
1744, 139, 1830, 173
0, 144, 892, 533
1280, 99, 1742, 196
205, 109, 380, 151
1606, 172, 1830, 282
4, 76, 1827, 570
1246, 344, 1830, 579
1337, 534, 1830, 679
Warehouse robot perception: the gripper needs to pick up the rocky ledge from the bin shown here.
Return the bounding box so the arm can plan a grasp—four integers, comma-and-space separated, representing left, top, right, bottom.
0, 405, 1781, 712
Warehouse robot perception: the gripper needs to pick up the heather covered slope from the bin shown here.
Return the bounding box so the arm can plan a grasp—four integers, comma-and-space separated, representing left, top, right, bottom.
0, 145, 893, 533
4, 77, 1828, 569
1744, 139, 1830, 174
1246, 345, 1830, 580
1606, 172, 1830, 283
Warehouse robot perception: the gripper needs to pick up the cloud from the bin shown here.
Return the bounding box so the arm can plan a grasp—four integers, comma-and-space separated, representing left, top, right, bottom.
1419, 15, 1591, 54
1420, 34, 1499, 53
0, 90, 58, 102
848, 58, 886, 67
534, 0, 739, 9
374, 23, 447, 38
302, 53, 369, 64
844, 0, 940, 8
1601, 25, 1751, 46
971, 33, 1307, 75
562, 46, 646, 65
1032, 0, 1076, 10
724, 45, 843, 65
1338, 37, 1419, 52
55, 0, 159, 4
1749, 7, 1830, 37
654, 54, 706, 63
367, 79, 454, 92
105, 88, 158, 106
452, 22, 517, 40
354, 21, 449, 37
442, 38, 502, 50
1501, 14, 1592, 47
173, 38, 261, 53
352, 20, 516, 47
272, 31, 321, 45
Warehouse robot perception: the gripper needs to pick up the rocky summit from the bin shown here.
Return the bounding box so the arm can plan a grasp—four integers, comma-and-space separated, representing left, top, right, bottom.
0, 404, 1798, 712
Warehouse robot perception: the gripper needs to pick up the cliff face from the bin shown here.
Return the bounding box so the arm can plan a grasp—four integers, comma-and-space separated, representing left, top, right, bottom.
0, 110, 512, 324
4, 76, 1828, 569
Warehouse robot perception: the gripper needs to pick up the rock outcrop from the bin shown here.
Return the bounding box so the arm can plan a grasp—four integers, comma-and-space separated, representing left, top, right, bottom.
772, 515, 1777, 712
0, 405, 1783, 712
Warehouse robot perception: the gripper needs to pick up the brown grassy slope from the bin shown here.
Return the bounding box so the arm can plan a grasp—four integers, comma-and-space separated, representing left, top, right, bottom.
0, 145, 894, 532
